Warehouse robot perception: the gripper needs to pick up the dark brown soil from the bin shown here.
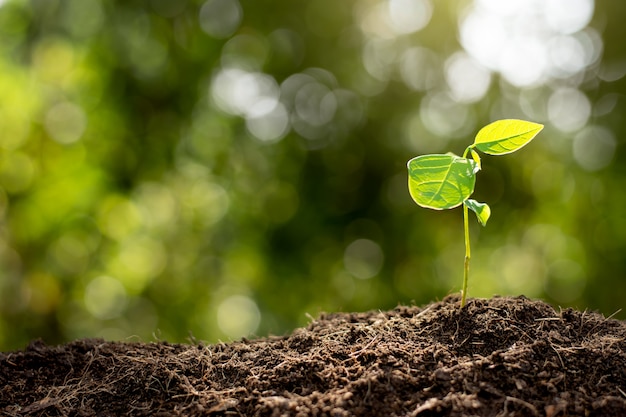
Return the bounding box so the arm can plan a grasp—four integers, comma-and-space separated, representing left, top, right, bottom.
2, 296, 626, 416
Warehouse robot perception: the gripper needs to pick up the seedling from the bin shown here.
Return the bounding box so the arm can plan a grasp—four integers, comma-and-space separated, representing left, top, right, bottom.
407, 119, 544, 307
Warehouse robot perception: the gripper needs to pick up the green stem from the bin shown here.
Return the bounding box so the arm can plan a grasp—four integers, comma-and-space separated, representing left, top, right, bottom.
462, 202, 470, 307
461, 145, 473, 308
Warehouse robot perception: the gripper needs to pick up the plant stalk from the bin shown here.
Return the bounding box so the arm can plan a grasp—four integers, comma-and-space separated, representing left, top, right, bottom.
462, 202, 470, 307
461, 145, 473, 308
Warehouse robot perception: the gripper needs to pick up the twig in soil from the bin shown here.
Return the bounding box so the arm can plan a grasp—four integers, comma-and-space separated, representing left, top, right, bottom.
413, 305, 433, 319
504, 396, 539, 416
548, 342, 566, 369
20, 396, 61, 414
364, 378, 372, 404
349, 335, 379, 359
605, 309, 622, 321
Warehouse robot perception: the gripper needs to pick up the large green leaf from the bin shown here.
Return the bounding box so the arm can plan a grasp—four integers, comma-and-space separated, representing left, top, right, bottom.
407, 154, 478, 210
474, 119, 544, 155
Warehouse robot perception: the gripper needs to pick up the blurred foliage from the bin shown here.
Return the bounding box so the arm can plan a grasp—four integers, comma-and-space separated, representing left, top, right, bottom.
1, 0, 626, 350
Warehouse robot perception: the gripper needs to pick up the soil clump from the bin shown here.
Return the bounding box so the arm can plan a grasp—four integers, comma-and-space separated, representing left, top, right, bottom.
2, 295, 626, 416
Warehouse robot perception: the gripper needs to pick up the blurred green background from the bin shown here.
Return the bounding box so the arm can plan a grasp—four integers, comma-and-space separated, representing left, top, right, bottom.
1, 0, 625, 351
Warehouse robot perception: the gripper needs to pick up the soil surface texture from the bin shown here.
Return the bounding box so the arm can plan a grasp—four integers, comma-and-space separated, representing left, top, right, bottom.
2, 295, 626, 416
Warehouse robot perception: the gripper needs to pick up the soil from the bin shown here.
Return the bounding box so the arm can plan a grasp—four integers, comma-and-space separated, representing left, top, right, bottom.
2, 295, 626, 417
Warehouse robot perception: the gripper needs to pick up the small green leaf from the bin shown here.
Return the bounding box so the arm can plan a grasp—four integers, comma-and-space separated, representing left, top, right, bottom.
474, 119, 544, 155
407, 154, 478, 210
464, 199, 491, 226
470, 148, 481, 171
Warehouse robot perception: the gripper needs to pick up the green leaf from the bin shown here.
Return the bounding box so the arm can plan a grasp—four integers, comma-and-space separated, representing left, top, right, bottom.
464, 199, 491, 226
470, 148, 481, 170
407, 154, 477, 210
473, 119, 544, 155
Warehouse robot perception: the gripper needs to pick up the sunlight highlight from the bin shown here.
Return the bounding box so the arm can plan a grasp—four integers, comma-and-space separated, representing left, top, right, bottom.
459, 0, 598, 87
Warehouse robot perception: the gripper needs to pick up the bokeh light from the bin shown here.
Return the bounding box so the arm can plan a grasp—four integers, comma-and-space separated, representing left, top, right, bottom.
572, 125, 617, 171
547, 88, 591, 132
84, 275, 128, 320
459, 0, 599, 87
199, 0, 242, 39
216, 295, 261, 339
344, 239, 385, 280
45, 102, 88, 145
444, 52, 491, 103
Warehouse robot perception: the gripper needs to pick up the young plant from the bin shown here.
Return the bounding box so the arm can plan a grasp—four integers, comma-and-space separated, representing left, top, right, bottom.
407, 119, 544, 307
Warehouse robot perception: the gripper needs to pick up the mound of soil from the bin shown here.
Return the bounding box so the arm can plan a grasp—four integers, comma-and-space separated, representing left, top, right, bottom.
2, 295, 626, 416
